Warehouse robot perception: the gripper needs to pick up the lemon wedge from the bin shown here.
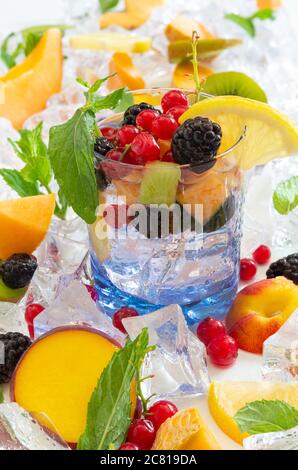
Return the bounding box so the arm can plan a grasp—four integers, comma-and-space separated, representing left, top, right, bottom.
69, 32, 151, 53
180, 96, 298, 170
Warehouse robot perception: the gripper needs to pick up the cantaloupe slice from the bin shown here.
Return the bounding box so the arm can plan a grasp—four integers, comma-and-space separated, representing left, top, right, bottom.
11, 327, 124, 445
0, 194, 56, 260
99, 11, 150, 30
257, 0, 282, 8
165, 15, 214, 42
108, 52, 145, 91
0, 29, 63, 129
172, 60, 214, 90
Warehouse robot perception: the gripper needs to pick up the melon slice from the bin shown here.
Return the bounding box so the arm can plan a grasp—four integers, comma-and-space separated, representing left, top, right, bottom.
0, 194, 56, 260
172, 60, 214, 89
0, 29, 63, 129
99, 11, 150, 30
108, 52, 145, 91
165, 15, 214, 42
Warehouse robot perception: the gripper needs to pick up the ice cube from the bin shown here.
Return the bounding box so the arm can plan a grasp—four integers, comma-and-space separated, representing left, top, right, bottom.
0, 303, 28, 335
34, 280, 124, 343
123, 305, 210, 400
262, 309, 298, 382
0, 403, 69, 450
243, 426, 298, 450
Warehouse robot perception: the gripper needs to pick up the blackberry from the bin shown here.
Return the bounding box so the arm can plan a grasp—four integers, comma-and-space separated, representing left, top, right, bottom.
94, 137, 114, 158
266, 253, 298, 285
1, 254, 37, 289
122, 103, 160, 126
93, 137, 114, 191
0, 332, 31, 383
171, 117, 222, 173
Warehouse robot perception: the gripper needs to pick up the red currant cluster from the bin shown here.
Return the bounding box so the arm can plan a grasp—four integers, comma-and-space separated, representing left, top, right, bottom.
101, 90, 189, 166
240, 244, 271, 282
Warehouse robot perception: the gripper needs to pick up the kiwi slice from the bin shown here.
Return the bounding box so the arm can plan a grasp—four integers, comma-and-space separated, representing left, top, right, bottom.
0, 278, 26, 302
202, 71, 267, 103
168, 38, 242, 63
138, 162, 181, 206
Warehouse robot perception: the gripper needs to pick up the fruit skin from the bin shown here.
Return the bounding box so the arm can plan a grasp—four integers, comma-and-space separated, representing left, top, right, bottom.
0, 194, 56, 261
108, 52, 145, 91
207, 334, 238, 367
118, 125, 140, 147
129, 133, 160, 164
136, 109, 161, 132
1, 254, 37, 289
25, 303, 45, 339
161, 90, 188, 113
0, 29, 63, 129
203, 72, 267, 103
240, 258, 257, 281
166, 106, 188, 123
0, 332, 31, 384
112, 307, 139, 334
127, 419, 156, 450
226, 277, 298, 354
253, 245, 271, 265
151, 115, 178, 140
123, 102, 159, 126
119, 442, 139, 450
266, 253, 298, 285
197, 317, 226, 346
147, 401, 178, 431
208, 380, 298, 445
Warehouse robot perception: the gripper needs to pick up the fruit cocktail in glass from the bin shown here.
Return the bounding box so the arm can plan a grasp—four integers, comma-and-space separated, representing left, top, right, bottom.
90, 89, 245, 326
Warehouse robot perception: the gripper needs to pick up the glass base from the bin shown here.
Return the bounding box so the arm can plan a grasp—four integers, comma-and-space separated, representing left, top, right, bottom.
91, 253, 238, 326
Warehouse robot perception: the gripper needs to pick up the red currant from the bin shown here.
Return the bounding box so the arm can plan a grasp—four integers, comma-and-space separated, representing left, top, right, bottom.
118, 125, 140, 147
25, 303, 45, 339
151, 115, 178, 140
161, 150, 174, 162
101, 127, 118, 142
136, 109, 160, 132
252, 245, 271, 265
161, 90, 189, 113
119, 442, 139, 450
106, 149, 122, 161
129, 133, 160, 165
197, 317, 226, 346
166, 106, 188, 122
207, 334, 238, 367
103, 204, 131, 229
147, 401, 178, 431
240, 258, 257, 281
112, 307, 139, 334
127, 419, 156, 450
85, 284, 98, 302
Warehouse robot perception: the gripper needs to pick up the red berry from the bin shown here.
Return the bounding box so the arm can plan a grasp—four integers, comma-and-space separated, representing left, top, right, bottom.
136, 110, 160, 132
103, 204, 131, 229
25, 303, 45, 339
161, 150, 174, 162
112, 307, 139, 334
207, 334, 238, 367
119, 442, 139, 450
129, 133, 160, 165
151, 115, 178, 140
147, 401, 178, 431
197, 317, 226, 346
161, 90, 189, 113
101, 127, 118, 142
252, 245, 271, 265
106, 149, 122, 161
85, 284, 98, 302
127, 419, 156, 450
240, 258, 257, 281
118, 125, 140, 147
166, 105, 188, 122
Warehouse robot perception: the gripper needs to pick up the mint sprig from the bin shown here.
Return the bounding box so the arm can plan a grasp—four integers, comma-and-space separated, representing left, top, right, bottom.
225, 9, 275, 38
48, 78, 129, 224
77, 328, 150, 451
235, 400, 298, 435
99, 0, 120, 14
273, 175, 298, 215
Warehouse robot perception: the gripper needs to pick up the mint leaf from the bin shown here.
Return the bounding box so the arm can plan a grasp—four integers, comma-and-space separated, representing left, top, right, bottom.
0, 169, 40, 197
251, 9, 275, 21
99, 0, 120, 14
273, 176, 298, 215
77, 329, 149, 450
0, 385, 4, 404
235, 400, 298, 435
225, 9, 275, 37
114, 88, 133, 113
49, 108, 98, 224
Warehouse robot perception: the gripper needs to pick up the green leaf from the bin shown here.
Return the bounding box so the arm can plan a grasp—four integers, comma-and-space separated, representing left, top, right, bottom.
49, 108, 98, 224
251, 9, 275, 21
0, 385, 4, 404
273, 176, 298, 215
0, 169, 40, 197
99, 0, 120, 14
114, 88, 134, 113
235, 400, 298, 435
77, 329, 149, 450
92, 87, 127, 112
225, 14, 256, 37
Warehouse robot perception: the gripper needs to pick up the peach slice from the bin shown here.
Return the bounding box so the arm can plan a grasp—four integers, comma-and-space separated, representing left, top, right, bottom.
257, 0, 282, 9
226, 277, 298, 354
165, 15, 214, 42
11, 327, 127, 445
0, 29, 63, 129
99, 11, 150, 30
108, 52, 145, 91
172, 60, 214, 90
0, 194, 56, 260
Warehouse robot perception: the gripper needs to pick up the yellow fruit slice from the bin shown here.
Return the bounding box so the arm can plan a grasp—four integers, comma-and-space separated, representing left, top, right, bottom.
209, 381, 298, 445
172, 60, 214, 90
0, 194, 56, 260
0, 29, 63, 129
99, 11, 150, 30
69, 32, 151, 53
126, 0, 165, 12
257, 0, 282, 8
180, 96, 298, 170
108, 52, 145, 91
168, 38, 242, 63
152, 407, 221, 450
165, 15, 214, 42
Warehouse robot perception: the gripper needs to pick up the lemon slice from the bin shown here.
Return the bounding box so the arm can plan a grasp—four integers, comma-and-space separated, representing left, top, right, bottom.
69, 32, 151, 53
180, 96, 298, 170
208, 381, 298, 445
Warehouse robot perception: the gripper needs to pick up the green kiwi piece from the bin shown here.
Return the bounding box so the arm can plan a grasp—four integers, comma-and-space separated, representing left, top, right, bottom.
202, 71, 267, 103
168, 38, 242, 63
138, 162, 181, 206
0, 278, 26, 301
